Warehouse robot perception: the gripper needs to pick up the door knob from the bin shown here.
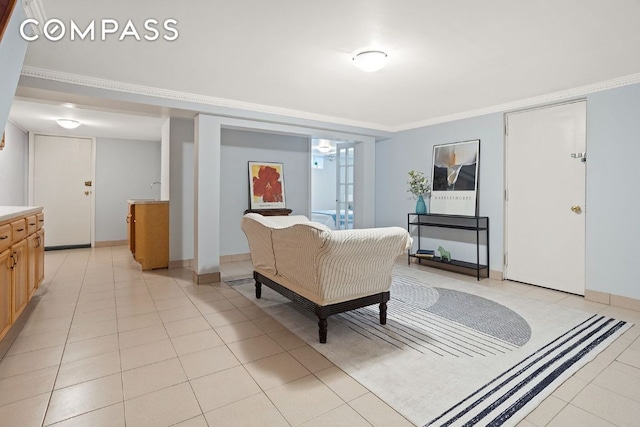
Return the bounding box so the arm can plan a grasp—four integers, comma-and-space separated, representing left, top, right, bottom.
84, 191, 90, 196
571, 205, 582, 213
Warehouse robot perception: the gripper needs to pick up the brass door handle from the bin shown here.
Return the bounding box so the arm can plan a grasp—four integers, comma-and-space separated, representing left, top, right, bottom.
84, 191, 90, 196
571, 205, 582, 213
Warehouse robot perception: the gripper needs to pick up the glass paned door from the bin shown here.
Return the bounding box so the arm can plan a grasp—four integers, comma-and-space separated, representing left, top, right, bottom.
335, 143, 355, 229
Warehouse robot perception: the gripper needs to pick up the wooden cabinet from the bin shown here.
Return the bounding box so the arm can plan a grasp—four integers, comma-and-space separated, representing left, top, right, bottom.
0, 249, 11, 340
11, 238, 28, 320
0, 223, 10, 253
36, 229, 45, 288
27, 233, 38, 299
127, 201, 169, 270
0, 207, 44, 341
127, 203, 135, 254
27, 228, 44, 298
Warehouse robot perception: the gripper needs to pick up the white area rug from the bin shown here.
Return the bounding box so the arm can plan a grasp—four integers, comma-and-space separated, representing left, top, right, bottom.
228, 266, 631, 426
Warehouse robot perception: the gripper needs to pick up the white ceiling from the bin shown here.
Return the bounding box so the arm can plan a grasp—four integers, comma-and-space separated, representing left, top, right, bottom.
9, 98, 167, 140
12, 0, 640, 135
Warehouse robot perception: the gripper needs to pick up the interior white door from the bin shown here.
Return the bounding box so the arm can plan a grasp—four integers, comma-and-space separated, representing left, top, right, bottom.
33, 135, 92, 248
505, 101, 586, 295
335, 143, 355, 230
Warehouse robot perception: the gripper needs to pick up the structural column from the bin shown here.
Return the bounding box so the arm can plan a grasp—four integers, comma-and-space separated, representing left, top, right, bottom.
193, 114, 221, 283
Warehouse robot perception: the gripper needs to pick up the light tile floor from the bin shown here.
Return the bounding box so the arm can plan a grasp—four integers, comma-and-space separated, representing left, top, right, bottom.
0, 246, 637, 426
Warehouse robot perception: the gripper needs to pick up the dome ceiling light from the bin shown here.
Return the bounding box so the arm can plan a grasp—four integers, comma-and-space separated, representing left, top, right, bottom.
56, 119, 81, 129
352, 50, 389, 72
317, 140, 333, 153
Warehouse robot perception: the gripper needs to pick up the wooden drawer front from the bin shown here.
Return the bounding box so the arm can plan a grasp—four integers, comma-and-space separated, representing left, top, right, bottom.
0, 224, 10, 253
26, 215, 38, 235
11, 219, 27, 242
36, 212, 45, 230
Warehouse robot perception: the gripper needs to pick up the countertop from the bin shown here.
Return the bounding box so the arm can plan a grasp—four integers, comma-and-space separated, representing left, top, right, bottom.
127, 199, 169, 205
0, 206, 44, 223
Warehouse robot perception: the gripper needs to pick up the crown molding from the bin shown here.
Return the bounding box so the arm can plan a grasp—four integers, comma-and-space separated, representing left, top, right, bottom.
20, 66, 390, 132
21, 0, 46, 34
395, 72, 640, 132
7, 118, 28, 134
21, 66, 640, 134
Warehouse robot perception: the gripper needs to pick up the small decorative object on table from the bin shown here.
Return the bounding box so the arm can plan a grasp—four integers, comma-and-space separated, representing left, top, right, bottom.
407, 170, 431, 214
437, 245, 451, 262
415, 249, 435, 259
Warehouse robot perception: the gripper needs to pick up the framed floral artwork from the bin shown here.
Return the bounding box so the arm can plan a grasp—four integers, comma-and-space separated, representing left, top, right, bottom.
248, 161, 286, 209
430, 139, 480, 216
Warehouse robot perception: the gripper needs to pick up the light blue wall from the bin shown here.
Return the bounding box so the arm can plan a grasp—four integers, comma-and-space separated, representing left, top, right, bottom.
220, 128, 309, 256
0, 4, 28, 134
0, 121, 28, 205
586, 84, 640, 299
169, 118, 194, 262
376, 113, 504, 270
95, 138, 161, 242
376, 83, 640, 300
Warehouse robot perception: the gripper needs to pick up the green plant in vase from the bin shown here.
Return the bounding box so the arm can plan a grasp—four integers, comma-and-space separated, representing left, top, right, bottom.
407, 170, 431, 214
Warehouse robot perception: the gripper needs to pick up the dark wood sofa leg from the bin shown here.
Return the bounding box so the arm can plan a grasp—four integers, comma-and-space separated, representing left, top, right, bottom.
379, 301, 387, 325
318, 317, 328, 344
255, 281, 262, 299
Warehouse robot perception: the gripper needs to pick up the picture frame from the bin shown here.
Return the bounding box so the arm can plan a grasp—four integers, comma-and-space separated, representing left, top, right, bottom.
248, 161, 286, 209
430, 139, 480, 216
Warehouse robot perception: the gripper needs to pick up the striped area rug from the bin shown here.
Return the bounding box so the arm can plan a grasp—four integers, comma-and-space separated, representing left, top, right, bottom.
337, 275, 531, 358
425, 315, 627, 426
226, 270, 631, 426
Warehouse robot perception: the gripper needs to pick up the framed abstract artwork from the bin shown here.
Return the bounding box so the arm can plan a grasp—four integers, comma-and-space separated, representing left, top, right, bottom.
430, 139, 480, 216
248, 161, 286, 209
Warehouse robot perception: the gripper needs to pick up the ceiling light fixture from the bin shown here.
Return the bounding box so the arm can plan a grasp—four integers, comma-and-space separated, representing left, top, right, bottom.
317, 140, 333, 153
56, 119, 81, 129
352, 50, 389, 72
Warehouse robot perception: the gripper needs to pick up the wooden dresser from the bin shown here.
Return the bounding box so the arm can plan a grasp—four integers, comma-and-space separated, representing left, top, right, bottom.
127, 200, 169, 270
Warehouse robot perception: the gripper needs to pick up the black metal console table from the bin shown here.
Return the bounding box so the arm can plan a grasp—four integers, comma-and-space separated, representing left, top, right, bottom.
407, 213, 490, 281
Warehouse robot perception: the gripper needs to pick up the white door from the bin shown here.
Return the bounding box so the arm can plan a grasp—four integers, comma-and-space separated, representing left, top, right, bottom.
32, 135, 93, 248
335, 143, 355, 230
505, 101, 586, 295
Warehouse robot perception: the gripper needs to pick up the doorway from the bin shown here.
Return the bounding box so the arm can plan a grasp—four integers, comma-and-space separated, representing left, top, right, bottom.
310, 139, 355, 229
505, 101, 586, 295
30, 134, 94, 249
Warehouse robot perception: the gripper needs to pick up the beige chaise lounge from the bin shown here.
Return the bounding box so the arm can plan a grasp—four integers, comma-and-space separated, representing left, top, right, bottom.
240, 213, 412, 343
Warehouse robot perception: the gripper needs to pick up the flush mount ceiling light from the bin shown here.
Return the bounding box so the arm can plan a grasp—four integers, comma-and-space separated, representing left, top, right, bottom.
352, 50, 389, 72
56, 119, 81, 129
317, 139, 333, 153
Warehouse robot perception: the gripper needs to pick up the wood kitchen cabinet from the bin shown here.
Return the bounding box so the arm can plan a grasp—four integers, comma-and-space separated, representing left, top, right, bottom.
0, 249, 11, 341
0, 207, 44, 341
127, 201, 169, 270
11, 238, 28, 320
36, 229, 45, 288
27, 233, 38, 299
27, 227, 44, 299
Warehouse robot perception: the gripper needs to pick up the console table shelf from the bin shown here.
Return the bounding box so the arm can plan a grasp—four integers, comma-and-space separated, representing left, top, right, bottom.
407, 213, 490, 281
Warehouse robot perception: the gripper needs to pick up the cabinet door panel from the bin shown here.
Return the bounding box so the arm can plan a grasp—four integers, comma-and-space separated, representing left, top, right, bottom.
0, 249, 11, 340
36, 229, 45, 288
11, 239, 28, 320
27, 233, 37, 299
